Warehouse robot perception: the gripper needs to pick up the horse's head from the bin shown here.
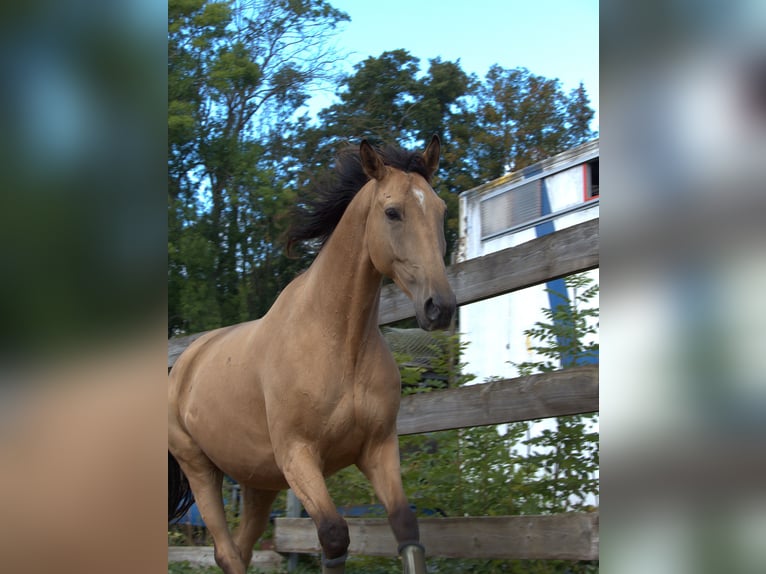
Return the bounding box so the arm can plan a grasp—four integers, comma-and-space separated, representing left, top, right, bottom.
361, 135, 457, 331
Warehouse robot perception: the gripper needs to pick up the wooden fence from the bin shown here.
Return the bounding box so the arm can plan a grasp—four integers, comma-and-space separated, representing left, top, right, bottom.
168, 218, 599, 562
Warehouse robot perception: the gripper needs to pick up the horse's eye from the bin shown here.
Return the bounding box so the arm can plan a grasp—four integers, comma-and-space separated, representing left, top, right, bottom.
385, 207, 402, 221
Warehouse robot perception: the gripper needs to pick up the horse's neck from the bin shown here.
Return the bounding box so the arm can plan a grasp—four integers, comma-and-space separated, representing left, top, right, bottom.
304, 187, 382, 353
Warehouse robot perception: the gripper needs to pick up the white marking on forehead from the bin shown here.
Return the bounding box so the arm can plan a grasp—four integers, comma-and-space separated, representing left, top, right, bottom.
413, 187, 426, 212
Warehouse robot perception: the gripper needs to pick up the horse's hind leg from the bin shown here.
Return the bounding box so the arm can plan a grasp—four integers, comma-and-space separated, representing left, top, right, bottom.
170, 429, 246, 574
182, 461, 247, 574
232, 487, 279, 567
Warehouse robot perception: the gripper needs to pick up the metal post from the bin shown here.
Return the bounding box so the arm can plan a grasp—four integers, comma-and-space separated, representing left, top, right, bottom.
230, 482, 242, 518
286, 489, 302, 572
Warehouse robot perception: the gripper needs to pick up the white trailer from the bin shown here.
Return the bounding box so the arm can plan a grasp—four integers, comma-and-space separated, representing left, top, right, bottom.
457, 139, 599, 383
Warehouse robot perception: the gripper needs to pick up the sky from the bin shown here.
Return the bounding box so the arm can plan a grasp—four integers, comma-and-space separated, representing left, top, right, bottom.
309, 0, 599, 130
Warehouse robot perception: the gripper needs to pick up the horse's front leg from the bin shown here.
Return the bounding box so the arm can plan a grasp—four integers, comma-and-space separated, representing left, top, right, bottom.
358, 434, 427, 574
280, 443, 349, 573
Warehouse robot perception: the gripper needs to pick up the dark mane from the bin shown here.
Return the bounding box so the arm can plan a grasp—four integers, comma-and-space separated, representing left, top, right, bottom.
286, 142, 433, 254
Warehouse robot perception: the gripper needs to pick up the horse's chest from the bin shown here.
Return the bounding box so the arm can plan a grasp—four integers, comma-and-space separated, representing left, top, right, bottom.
264, 349, 400, 468
277, 374, 397, 446
317, 383, 397, 440
319, 396, 393, 471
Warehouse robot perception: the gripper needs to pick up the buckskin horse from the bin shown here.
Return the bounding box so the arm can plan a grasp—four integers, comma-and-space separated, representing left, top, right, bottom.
168, 136, 456, 573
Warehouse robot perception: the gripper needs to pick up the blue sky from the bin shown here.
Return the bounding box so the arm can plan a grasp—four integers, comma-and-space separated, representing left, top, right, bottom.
311, 0, 599, 130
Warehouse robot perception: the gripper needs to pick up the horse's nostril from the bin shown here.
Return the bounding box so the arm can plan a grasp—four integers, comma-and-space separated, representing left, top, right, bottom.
425, 297, 441, 322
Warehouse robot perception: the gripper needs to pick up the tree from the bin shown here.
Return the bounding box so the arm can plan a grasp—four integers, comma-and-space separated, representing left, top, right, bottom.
457, 65, 596, 182
565, 82, 598, 147
168, 0, 349, 335
289, 50, 474, 258
318, 49, 423, 144
288, 59, 596, 262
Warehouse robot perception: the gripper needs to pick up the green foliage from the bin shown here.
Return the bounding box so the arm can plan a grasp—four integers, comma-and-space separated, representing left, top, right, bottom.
168, 0, 349, 335
168, 562, 211, 574
507, 274, 599, 517
168, 560, 316, 573
516, 274, 599, 375
444, 65, 596, 190
396, 331, 476, 394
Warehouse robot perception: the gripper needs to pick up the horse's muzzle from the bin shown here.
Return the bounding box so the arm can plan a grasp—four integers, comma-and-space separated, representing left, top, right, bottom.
418, 290, 456, 331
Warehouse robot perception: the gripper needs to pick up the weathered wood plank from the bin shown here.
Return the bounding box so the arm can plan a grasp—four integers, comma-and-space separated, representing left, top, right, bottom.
274, 513, 599, 560
168, 220, 599, 368
378, 218, 599, 325
167, 547, 284, 570
168, 331, 209, 369
397, 365, 598, 435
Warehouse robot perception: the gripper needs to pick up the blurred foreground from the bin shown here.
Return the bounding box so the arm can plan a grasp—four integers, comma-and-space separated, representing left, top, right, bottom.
601, 1, 766, 573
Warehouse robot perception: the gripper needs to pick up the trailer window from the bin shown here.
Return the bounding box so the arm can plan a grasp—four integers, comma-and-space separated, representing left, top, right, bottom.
480, 180, 541, 238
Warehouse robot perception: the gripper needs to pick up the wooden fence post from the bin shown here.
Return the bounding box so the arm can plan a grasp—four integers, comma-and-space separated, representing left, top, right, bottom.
286, 490, 302, 571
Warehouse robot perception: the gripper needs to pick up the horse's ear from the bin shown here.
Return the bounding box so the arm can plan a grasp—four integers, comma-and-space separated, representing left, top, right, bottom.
360, 139, 386, 181
423, 134, 440, 177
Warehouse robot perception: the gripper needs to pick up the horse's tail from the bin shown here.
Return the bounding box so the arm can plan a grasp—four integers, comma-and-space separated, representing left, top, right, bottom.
168, 451, 195, 522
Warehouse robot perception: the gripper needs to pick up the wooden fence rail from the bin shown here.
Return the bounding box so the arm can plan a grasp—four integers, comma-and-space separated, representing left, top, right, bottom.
398, 365, 597, 435
275, 514, 599, 561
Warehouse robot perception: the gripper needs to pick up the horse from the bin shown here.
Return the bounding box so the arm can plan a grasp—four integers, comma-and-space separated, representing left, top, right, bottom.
168, 135, 456, 574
